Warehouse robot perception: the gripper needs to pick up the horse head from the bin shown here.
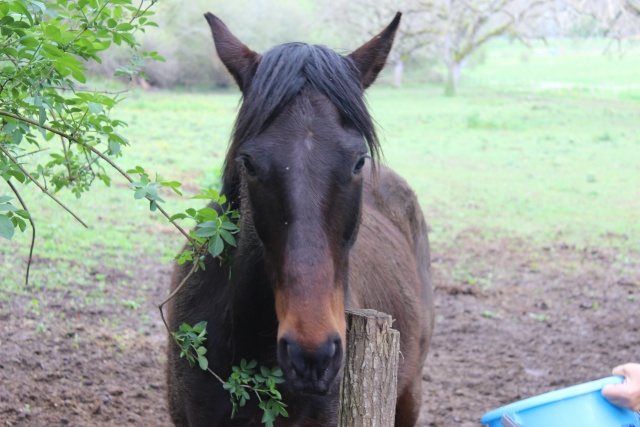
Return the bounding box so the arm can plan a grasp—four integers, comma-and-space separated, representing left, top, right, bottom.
204, 12, 400, 395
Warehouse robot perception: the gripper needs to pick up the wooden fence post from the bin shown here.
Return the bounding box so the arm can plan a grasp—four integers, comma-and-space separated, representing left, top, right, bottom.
338, 308, 400, 427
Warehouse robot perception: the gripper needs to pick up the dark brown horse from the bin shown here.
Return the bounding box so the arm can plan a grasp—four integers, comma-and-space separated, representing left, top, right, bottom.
166, 12, 434, 427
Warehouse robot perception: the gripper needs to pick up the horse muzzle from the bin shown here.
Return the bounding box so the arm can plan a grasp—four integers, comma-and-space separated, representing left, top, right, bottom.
277, 334, 343, 395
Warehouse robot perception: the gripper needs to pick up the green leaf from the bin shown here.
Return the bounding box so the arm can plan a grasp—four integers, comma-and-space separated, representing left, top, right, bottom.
133, 187, 146, 199
69, 65, 87, 83
6, 169, 26, 183
116, 23, 134, 31
197, 220, 219, 229
42, 43, 62, 57
277, 403, 289, 417
112, 31, 122, 45
0, 214, 14, 240
208, 234, 224, 258
219, 229, 236, 247
261, 408, 275, 426
99, 174, 111, 187
221, 221, 239, 231
145, 185, 159, 198
44, 24, 62, 42
119, 32, 136, 46
0, 196, 12, 204
11, 129, 22, 144
1, 63, 16, 74
179, 323, 193, 333
14, 217, 26, 232
193, 321, 207, 331
18, 33, 39, 47
0, 203, 19, 212
197, 354, 208, 370
194, 226, 216, 238
161, 180, 182, 195
38, 106, 47, 126
109, 139, 121, 155
88, 102, 102, 114
15, 210, 30, 219
197, 207, 218, 220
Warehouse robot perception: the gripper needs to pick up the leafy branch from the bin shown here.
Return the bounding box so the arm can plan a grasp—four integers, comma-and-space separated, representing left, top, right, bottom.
1, 0, 163, 254
172, 322, 288, 427
225, 359, 288, 427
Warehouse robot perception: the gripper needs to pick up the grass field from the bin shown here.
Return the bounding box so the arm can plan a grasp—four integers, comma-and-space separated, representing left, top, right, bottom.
2, 39, 639, 291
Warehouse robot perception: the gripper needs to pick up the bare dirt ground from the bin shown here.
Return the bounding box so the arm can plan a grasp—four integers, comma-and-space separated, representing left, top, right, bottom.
1, 229, 638, 426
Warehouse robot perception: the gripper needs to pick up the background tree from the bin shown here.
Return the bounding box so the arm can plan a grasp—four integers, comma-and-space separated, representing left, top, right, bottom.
86, 0, 316, 88
322, 0, 439, 88
565, 0, 640, 52
428, 0, 559, 96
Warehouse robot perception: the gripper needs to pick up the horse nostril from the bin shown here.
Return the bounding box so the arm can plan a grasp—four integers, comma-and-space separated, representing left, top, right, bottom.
329, 336, 341, 359
328, 341, 336, 359
277, 334, 343, 390
287, 339, 294, 360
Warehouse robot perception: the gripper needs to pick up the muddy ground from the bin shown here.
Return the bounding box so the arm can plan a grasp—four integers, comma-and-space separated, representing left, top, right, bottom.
1, 229, 638, 426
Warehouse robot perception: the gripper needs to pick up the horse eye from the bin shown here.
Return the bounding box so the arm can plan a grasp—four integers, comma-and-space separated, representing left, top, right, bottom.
354, 157, 367, 174
242, 157, 256, 176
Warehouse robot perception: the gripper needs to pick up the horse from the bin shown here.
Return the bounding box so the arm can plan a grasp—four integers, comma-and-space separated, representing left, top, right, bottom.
165, 12, 434, 427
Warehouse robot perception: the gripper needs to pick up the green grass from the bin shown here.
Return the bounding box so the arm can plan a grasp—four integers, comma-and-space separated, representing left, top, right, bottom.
370, 84, 640, 247
2, 39, 639, 294
371, 38, 640, 247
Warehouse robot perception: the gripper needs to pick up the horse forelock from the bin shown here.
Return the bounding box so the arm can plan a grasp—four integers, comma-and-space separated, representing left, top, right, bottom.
222, 42, 380, 200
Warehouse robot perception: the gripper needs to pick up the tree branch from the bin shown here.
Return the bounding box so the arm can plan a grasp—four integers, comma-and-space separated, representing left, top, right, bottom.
6, 180, 36, 287
0, 144, 88, 227
0, 109, 197, 246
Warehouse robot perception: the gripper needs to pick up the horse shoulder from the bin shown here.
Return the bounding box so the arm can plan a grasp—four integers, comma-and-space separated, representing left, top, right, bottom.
365, 164, 428, 250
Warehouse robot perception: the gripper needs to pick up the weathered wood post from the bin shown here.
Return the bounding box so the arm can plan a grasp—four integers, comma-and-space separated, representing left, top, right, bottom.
338, 308, 401, 427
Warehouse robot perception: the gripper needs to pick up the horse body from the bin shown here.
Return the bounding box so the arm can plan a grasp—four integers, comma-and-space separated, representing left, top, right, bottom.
166, 12, 433, 427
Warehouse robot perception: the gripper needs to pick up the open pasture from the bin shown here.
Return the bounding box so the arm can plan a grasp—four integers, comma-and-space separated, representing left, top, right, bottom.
1, 40, 639, 426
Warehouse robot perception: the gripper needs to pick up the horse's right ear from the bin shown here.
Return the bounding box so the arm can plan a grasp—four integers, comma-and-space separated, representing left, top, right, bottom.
204, 13, 259, 93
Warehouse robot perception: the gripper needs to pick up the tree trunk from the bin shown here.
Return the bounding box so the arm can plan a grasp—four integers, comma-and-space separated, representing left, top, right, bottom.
392, 59, 404, 88
444, 59, 463, 96
338, 309, 400, 427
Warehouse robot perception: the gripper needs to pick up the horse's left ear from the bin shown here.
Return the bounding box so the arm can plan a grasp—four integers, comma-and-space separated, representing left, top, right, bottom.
349, 12, 401, 89
204, 12, 260, 93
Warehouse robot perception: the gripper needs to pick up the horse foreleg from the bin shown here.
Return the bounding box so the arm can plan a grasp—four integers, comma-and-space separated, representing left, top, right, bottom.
394, 378, 423, 427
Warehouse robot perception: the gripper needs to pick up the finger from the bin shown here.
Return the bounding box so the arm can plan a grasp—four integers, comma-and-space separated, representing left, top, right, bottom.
612, 364, 629, 378
602, 383, 622, 398
602, 384, 628, 406
602, 382, 637, 409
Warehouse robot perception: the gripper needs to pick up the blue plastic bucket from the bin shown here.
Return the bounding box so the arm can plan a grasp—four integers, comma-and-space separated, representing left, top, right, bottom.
481, 376, 640, 427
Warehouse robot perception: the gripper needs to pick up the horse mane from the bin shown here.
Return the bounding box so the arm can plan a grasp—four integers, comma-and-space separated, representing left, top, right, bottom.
221, 42, 380, 203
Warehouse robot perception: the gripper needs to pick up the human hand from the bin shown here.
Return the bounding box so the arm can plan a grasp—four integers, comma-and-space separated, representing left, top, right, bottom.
602, 363, 640, 411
